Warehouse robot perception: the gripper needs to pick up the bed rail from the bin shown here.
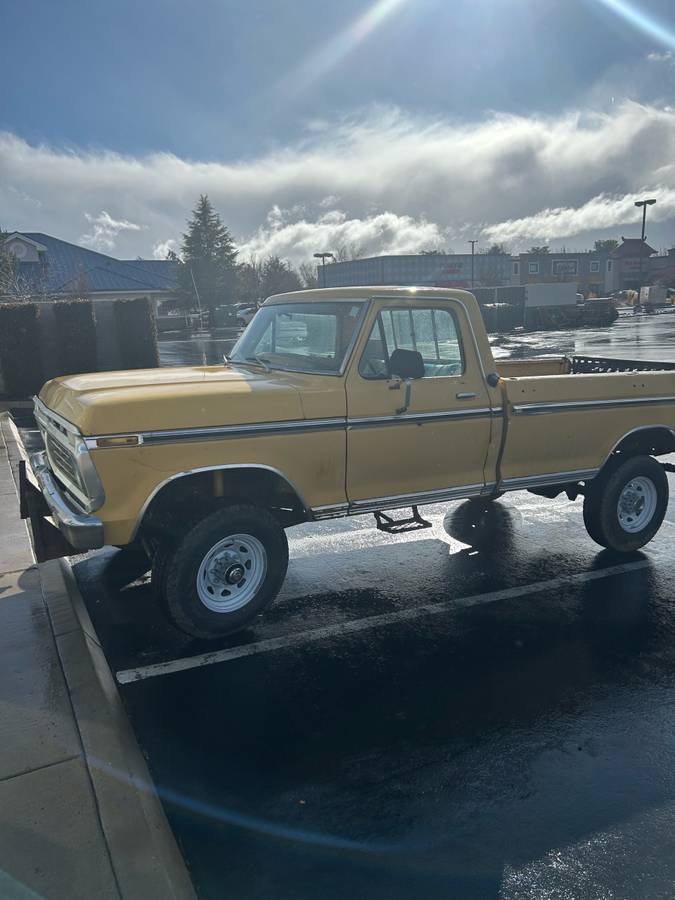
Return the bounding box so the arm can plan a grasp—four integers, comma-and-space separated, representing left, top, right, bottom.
570, 355, 675, 374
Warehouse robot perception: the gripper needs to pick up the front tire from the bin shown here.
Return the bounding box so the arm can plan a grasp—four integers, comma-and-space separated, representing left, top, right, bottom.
583, 455, 668, 552
153, 504, 288, 639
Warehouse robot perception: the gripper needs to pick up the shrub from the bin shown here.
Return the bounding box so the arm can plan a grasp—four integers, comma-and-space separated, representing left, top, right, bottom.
53, 299, 97, 377
113, 297, 159, 369
0, 303, 44, 398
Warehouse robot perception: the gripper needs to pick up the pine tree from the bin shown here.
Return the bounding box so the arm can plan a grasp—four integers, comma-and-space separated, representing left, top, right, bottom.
260, 256, 302, 297
178, 195, 238, 319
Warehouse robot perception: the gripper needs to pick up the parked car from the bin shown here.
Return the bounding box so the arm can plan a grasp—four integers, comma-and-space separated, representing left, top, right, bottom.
21, 286, 675, 638
236, 304, 259, 327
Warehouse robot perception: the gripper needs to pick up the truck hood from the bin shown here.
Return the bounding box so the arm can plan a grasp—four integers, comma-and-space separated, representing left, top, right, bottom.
39, 365, 307, 435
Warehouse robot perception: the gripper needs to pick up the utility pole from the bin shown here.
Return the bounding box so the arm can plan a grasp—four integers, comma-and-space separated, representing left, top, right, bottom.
635, 198, 656, 305
468, 240, 477, 288
313, 252, 336, 288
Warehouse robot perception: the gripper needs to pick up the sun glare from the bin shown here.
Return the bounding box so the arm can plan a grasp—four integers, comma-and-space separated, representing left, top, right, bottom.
282, 0, 412, 95
596, 0, 675, 51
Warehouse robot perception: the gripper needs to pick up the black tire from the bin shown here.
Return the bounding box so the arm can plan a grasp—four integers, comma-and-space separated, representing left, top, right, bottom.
583, 455, 668, 552
153, 503, 288, 639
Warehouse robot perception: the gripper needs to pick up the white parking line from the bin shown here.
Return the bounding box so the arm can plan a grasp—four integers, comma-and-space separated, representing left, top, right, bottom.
115, 559, 652, 684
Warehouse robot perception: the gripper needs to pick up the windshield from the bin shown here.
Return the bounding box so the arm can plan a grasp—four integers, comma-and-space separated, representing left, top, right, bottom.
230, 301, 366, 374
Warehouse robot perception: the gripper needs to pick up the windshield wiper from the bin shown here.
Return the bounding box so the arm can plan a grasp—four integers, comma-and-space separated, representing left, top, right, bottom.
247, 355, 272, 372
229, 355, 274, 372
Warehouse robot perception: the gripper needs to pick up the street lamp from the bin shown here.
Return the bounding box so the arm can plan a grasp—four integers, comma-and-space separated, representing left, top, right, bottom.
468, 240, 478, 288
635, 198, 656, 302
313, 252, 335, 288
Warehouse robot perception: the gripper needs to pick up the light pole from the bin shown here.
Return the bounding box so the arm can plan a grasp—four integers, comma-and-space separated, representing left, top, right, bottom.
313, 252, 335, 288
468, 240, 477, 288
635, 198, 656, 303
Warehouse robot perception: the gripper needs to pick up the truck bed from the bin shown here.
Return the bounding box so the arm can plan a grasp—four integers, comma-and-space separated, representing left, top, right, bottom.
496, 355, 675, 486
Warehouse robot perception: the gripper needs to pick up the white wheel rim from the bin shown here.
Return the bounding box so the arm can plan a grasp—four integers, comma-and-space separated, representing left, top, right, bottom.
196, 533, 267, 613
616, 476, 658, 533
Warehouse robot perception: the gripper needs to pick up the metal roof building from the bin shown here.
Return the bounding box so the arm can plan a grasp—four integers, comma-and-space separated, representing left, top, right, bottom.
318, 253, 514, 290
2, 232, 177, 301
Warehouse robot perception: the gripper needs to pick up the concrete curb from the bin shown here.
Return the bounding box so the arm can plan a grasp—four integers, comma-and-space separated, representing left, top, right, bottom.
2, 414, 195, 900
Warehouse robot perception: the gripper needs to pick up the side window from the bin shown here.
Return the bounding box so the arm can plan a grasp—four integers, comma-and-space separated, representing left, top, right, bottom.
358, 307, 464, 379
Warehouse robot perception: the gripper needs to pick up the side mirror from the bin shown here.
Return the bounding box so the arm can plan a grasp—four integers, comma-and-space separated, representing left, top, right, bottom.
389, 348, 425, 380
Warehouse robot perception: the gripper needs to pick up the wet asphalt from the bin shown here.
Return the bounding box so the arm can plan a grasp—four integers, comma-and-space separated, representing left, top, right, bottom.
72, 492, 675, 899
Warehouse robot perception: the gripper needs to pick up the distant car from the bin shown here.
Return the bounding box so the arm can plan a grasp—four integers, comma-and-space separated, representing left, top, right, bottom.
236, 306, 258, 327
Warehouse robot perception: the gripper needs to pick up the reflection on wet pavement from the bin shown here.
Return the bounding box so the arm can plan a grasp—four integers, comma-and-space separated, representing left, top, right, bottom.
489, 313, 675, 362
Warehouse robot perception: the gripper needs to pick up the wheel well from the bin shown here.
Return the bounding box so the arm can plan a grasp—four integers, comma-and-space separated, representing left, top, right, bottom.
606, 427, 675, 465
137, 467, 308, 540
527, 426, 675, 501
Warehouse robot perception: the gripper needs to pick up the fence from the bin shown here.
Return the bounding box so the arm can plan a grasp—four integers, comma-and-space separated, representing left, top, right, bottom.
0, 297, 159, 399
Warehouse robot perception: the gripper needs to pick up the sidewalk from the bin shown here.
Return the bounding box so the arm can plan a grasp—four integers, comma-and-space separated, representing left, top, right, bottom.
0, 413, 195, 900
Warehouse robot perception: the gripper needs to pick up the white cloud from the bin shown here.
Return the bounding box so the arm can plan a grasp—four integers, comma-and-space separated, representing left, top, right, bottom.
80, 210, 142, 252
152, 238, 178, 259
484, 188, 675, 245
2, 100, 675, 263
238, 207, 446, 260
647, 50, 674, 63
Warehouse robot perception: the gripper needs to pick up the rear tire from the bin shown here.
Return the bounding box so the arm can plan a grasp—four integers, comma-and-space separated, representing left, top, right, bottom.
583, 455, 668, 552
153, 503, 288, 639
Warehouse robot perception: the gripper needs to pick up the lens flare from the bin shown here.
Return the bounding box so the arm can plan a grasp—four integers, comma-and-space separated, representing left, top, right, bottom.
596, 0, 675, 51
283, 0, 411, 95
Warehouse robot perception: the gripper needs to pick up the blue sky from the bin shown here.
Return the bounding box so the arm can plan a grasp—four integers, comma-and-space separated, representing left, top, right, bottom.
2, 0, 675, 259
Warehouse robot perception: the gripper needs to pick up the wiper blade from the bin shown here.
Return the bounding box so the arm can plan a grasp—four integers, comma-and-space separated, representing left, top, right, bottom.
245, 355, 272, 372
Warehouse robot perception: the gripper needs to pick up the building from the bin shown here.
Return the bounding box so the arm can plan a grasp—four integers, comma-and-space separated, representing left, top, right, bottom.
1, 232, 177, 303
319, 253, 513, 290
319, 241, 675, 296
512, 250, 611, 294
605, 238, 675, 292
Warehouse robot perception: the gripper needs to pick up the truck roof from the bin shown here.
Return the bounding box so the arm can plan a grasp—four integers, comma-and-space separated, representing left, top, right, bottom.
264, 286, 478, 305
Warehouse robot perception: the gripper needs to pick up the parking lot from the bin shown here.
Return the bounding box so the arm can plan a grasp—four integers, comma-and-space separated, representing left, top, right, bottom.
72, 487, 675, 899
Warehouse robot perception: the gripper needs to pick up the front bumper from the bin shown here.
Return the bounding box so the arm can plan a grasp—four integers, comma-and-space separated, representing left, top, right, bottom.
20, 451, 105, 561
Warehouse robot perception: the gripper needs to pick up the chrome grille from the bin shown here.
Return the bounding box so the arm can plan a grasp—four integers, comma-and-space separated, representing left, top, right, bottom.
46, 434, 81, 489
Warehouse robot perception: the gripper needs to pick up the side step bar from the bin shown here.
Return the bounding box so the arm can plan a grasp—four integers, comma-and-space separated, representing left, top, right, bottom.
374, 505, 433, 534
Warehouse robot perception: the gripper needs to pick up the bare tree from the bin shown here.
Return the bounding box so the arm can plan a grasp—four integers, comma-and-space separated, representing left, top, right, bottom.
298, 262, 318, 289
334, 243, 364, 262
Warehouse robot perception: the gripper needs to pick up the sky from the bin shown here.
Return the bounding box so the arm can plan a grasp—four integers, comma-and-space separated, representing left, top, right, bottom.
2, 0, 675, 263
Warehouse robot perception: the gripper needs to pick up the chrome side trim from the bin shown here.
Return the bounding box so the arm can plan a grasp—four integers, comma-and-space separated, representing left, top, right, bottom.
512, 396, 675, 416
130, 464, 312, 540
87, 417, 347, 449
348, 408, 495, 429
347, 481, 490, 514
501, 469, 599, 490
312, 503, 350, 520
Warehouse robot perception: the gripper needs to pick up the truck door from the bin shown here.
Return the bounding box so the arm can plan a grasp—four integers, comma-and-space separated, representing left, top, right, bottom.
345, 300, 496, 508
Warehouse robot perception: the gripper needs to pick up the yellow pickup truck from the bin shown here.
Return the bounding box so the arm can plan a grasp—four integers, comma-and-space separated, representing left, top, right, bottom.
20, 287, 675, 638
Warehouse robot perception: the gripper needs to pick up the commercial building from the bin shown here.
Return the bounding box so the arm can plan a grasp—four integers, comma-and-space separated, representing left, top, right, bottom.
512, 250, 611, 294
319, 253, 513, 291
319, 240, 675, 295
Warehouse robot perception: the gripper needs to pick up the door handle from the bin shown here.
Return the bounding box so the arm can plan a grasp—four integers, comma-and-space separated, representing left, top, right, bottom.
456, 392, 478, 400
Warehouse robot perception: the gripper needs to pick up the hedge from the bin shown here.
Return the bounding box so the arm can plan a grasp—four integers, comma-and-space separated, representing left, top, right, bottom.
0, 303, 44, 398
113, 297, 160, 369
53, 299, 98, 377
